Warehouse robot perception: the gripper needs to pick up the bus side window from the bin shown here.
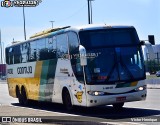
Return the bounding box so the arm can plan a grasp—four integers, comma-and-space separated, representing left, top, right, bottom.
37, 38, 46, 60
14, 45, 21, 64
68, 32, 79, 53
20, 43, 29, 63
46, 36, 57, 59
57, 34, 68, 58
68, 32, 84, 82
8, 47, 14, 64
6, 48, 10, 64
29, 41, 37, 62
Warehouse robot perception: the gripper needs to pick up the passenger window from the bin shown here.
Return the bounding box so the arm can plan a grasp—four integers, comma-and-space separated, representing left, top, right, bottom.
20, 43, 29, 63
68, 32, 79, 53
5, 48, 9, 64
6, 47, 14, 64
46, 36, 57, 59
37, 38, 46, 60
29, 41, 36, 62
57, 34, 68, 59
14, 45, 21, 64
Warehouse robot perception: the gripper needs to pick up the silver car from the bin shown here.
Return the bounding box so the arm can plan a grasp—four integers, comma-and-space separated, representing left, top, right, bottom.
156, 71, 160, 77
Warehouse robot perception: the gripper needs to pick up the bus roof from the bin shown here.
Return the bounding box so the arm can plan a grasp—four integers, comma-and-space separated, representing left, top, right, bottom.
72, 24, 134, 31
6, 24, 134, 48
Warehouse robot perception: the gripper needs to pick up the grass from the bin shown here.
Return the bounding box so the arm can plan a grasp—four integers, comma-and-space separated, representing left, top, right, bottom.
146, 75, 158, 79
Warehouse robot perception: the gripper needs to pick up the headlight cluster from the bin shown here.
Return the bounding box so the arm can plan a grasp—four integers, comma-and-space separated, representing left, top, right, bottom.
88, 91, 105, 96
135, 85, 147, 91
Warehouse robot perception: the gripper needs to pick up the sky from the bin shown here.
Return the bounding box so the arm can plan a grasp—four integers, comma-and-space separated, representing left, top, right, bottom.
0, 0, 160, 48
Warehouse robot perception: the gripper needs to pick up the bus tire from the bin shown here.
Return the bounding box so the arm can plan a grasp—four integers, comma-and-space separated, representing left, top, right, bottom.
21, 86, 29, 106
62, 89, 73, 111
16, 86, 23, 105
112, 103, 124, 111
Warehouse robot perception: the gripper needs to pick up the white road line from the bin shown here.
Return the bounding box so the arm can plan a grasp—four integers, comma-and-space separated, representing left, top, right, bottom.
101, 122, 145, 125
10, 105, 79, 116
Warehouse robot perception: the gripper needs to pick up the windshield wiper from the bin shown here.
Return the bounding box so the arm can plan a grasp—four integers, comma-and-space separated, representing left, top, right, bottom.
105, 61, 117, 82
105, 49, 118, 82
120, 58, 134, 80
105, 47, 135, 82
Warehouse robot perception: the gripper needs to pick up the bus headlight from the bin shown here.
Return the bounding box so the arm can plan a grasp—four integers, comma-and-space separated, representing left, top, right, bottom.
88, 91, 105, 96
135, 85, 146, 91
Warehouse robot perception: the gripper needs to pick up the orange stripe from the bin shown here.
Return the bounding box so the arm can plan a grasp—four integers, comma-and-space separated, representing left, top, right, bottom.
131, 81, 138, 86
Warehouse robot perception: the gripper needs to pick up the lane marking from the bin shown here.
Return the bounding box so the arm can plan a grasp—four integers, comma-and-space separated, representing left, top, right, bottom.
9, 104, 79, 116
101, 122, 146, 125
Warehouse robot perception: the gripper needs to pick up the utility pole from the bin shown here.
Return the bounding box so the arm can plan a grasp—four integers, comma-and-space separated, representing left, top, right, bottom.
50, 21, 55, 28
0, 29, 2, 64
87, 0, 94, 24
23, 6, 26, 40
87, 0, 91, 24
90, 0, 93, 24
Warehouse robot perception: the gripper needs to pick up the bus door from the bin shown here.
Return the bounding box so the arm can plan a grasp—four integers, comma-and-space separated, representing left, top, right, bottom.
68, 32, 87, 106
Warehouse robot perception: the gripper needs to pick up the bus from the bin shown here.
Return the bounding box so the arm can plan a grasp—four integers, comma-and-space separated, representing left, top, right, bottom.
6, 25, 147, 110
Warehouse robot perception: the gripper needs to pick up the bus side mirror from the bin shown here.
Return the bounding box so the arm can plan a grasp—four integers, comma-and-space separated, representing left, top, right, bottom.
79, 45, 87, 66
139, 41, 145, 46
148, 35, 155, 45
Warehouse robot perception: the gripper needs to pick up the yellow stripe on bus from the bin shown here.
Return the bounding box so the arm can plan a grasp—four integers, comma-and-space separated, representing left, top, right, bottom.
34, 61, 43, 77
8, 78, 41, 101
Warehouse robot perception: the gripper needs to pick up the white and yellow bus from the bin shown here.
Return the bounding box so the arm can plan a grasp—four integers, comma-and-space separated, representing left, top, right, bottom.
6, 25, 147, 110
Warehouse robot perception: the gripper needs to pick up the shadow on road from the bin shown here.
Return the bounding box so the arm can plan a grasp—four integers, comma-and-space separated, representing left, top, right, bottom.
12, 101, 160, 122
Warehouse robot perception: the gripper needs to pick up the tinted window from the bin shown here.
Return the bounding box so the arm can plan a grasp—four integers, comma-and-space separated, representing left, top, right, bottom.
5, 48, 10, 64
79, 28, 139, 49
37, 38, 47, 60
5, 48, 8, 64
14, 45, 21, 64
7, 47, 14, 64
68, 32, 84, 83
57, 34, 68, 58
68, 32, 79, 53
20, 43, 30, 63
29, 41, 36, 62
46, 36, 57, 59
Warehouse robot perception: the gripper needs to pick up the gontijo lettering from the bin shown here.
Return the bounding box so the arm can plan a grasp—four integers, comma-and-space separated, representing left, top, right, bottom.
17, 66, 32, 74
8, 69, 13, 74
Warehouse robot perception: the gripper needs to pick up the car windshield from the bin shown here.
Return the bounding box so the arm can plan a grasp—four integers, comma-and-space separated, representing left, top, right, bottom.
79, 28, 145, 84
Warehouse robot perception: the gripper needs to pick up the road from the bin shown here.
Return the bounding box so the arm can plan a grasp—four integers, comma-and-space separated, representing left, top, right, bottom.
0, 81, 160, 125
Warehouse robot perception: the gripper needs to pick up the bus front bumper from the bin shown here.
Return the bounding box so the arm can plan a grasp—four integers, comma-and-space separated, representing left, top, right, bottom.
86, 90, 147, 107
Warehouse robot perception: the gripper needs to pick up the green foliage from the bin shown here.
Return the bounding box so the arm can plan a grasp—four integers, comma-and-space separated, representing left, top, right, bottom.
145, 60, 160, 74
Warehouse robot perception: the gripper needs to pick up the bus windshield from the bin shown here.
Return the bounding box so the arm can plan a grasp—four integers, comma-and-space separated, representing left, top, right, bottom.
79, 28, 145, 84
79, 28, 139, 48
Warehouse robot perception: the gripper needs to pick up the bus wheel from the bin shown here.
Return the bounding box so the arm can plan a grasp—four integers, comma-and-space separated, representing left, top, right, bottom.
21, 87, 29, 106
16, 86, 23, 105
63, 89, 73, 111
112, 103, 124, 111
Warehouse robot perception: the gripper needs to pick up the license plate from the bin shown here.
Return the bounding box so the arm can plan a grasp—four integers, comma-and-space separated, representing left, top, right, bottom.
116, 96, 126, 102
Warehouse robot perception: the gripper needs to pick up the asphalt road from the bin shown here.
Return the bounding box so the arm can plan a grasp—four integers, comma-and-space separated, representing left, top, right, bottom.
0, 81, 160, 125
